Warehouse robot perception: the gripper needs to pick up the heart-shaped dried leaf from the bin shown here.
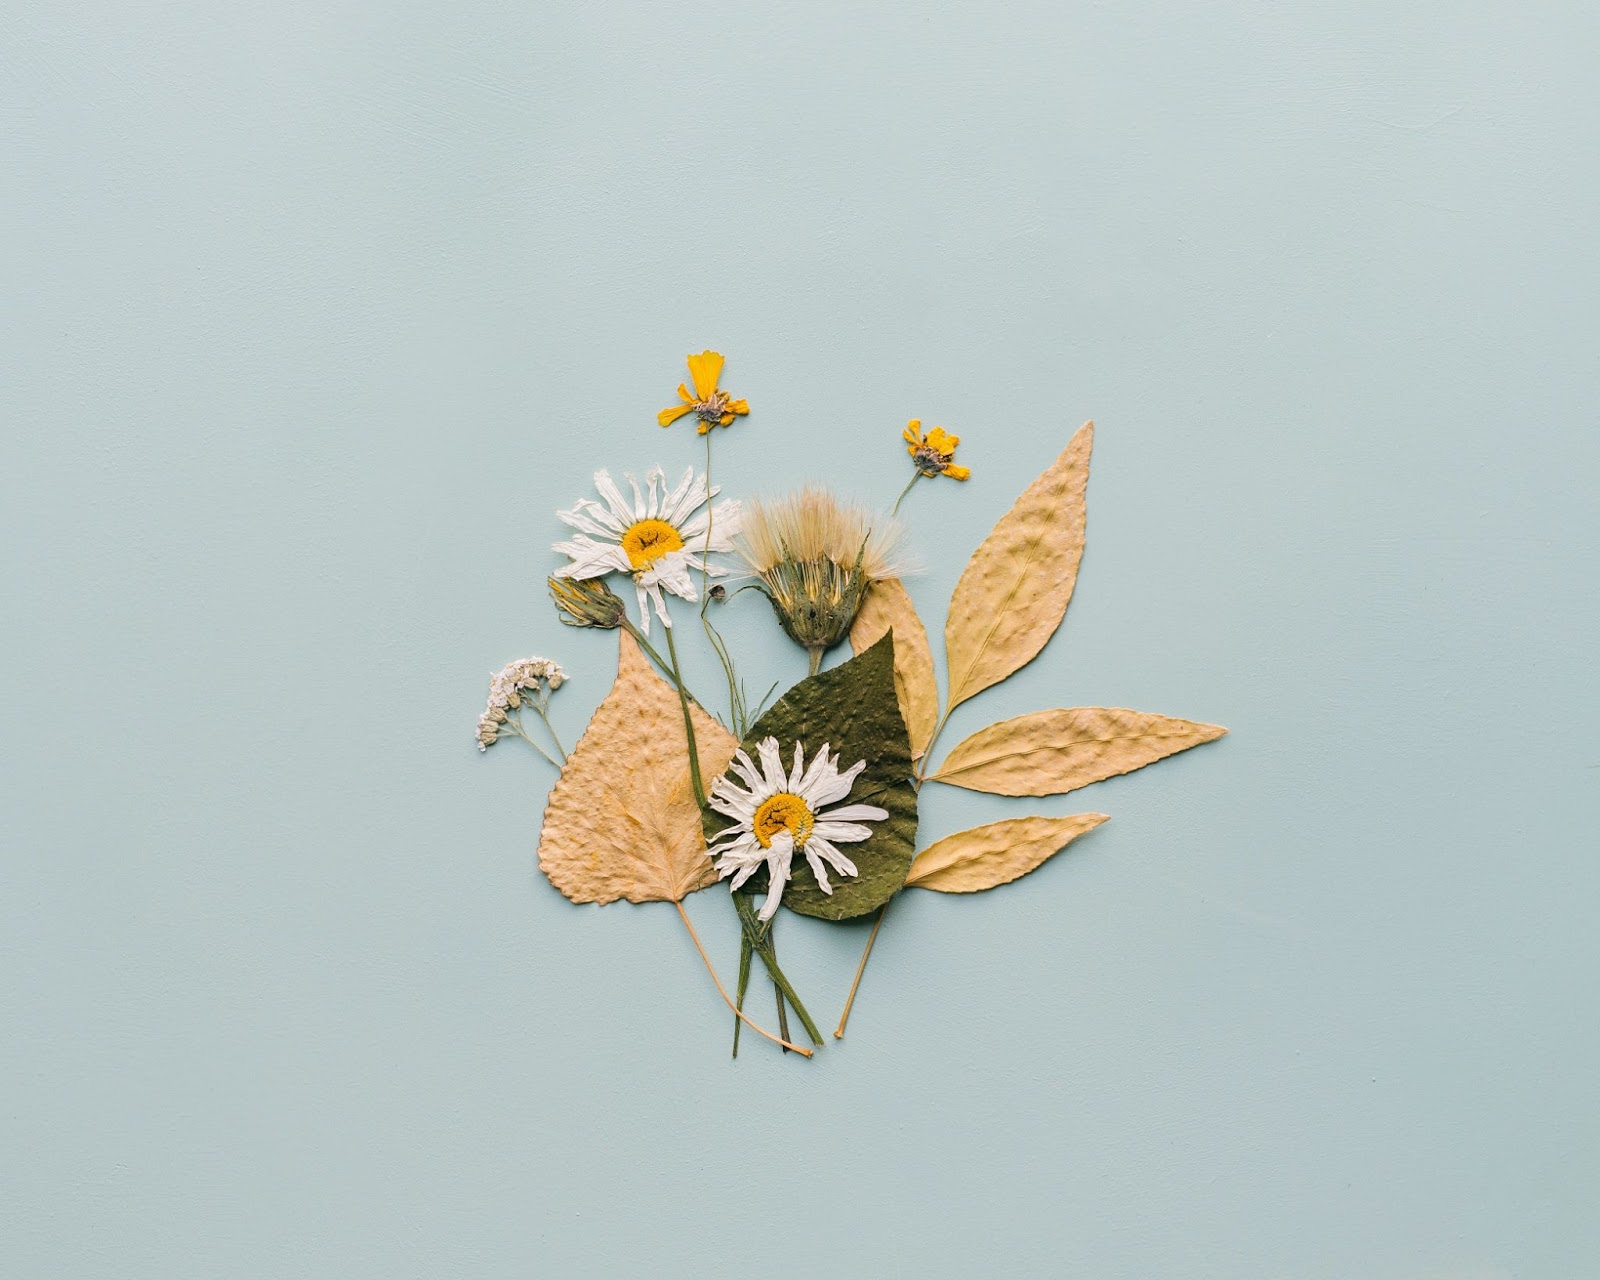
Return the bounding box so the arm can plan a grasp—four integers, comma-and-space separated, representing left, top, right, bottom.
704, 634, 917, 921
538, 630, 739, 904
944, 422, 1093, 709
849, 577, 939, 760
906, 814, 1109, 892
929, 707, 1227, 797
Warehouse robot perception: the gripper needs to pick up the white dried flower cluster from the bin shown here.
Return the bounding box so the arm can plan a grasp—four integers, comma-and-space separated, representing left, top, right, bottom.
477, 657, 566, 751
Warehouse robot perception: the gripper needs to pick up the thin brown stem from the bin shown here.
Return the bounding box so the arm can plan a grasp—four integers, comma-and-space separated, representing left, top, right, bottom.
833, 898, 890, 1039
674, 901, 812, 1057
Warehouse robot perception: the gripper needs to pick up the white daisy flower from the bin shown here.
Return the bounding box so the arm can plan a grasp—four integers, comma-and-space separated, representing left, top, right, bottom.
707, 737, 890, 921
552, 465, 740, 634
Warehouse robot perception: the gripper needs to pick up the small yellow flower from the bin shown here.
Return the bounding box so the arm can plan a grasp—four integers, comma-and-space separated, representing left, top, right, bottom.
658, 350, 750, 434
902, 420, 970, 480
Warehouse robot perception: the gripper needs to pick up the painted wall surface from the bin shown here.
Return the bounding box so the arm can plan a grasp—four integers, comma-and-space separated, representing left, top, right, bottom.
4, 3, 1596, 1276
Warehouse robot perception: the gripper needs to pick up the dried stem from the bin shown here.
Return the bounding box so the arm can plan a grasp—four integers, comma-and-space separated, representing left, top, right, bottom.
833, 898, 889, 1038
675, 901, 811, 1057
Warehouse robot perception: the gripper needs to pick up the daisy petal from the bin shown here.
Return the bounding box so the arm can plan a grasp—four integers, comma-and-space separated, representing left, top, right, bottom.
805, 836, 857, 880
757, 833, 793, 920
804, 848, 832, 894
593, 470, 635, 523
815, 804, 890, 824
810, 821, 877, 844
756, 738, 788, 792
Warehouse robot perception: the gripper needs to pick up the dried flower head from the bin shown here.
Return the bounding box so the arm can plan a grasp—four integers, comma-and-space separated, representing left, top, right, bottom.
707, 737, 889, 920
552, 465, 740, 635
477, 656, 566, 752
657, 350, 750, 434
903, 420, 970, 480
736, 487, 905, 662
548, 575, 626, 629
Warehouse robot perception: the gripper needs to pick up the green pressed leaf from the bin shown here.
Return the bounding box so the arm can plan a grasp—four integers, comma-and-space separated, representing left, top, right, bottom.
703, 634, 918, 921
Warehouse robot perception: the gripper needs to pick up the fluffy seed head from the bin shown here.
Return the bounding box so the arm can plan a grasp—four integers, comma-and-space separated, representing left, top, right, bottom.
735, 488, 906, 655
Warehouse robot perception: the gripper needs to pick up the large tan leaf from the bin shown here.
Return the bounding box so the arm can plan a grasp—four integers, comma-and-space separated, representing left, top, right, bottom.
538, 631, 739, 904
849, 577, 939, 760
906, 814, 1109, 892
944, 422, 1094, 708
929, 707, 1227, 796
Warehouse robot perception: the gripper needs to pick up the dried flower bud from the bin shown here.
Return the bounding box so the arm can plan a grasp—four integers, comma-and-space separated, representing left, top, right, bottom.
548, 575, 626, 629
708, 583, 727, 602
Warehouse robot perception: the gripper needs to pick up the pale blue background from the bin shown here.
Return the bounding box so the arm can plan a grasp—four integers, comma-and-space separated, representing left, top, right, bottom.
4, 2, 1597, 1276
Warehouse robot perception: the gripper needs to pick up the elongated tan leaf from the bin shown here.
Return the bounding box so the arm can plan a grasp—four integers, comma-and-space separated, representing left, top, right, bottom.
538, 631, 738, 904
929, 707, 1227, 797
849, 577, 939, 760
906, 814, 1109, 892
944, 422, 1093, 708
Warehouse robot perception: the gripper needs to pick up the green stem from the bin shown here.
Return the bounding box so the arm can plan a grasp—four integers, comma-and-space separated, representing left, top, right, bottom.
890, 469, 923, 517
735, 895, 823, 1045
807, 647, 823, 677
621, 617, 701, 704
663, 622, 706, 810
698, 432, 745, 730
732, 924, 753, 1058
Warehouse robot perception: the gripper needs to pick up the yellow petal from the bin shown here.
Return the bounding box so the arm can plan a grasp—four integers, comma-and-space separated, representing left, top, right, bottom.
728, 399, 749, 415
927, 427, 960, 454
717, 411, 734, 425
902, 423, 923, 451
942, 463, 971, 481
658, 403, 696, 427
685, 350, 724, 402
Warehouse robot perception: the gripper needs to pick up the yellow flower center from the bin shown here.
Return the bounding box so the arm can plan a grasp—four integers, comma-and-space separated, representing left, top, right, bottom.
620, 519, 685, 571
752, 793, 815, 850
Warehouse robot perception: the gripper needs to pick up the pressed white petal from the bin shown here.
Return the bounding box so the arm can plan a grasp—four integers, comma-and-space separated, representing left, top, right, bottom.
809, 757, 867, 806
804, 848, 833, 894
662, 464, 700, 524
796, 744, 836, 797
756, 738, 787, 792
572, 497, 626, 534
593, 470, 634, 523
805, 836, 857, 879
709, 773, 755, 805
640, 550, 698, 602
555, 506, 620, 539
710, 830, 757, 859
708, 793, 753, 821
725, 857, 763, 891
553, 536, 632, 578
757, 834, 794, 921
815, 803, 889, 824
646, 464, 667, 518
729, 751, 767, 795
647, 582, 672, 629
789, 740, 805, 790
810, 821, 877, 844
633, 580, 654, 635
625, 471, 647, 520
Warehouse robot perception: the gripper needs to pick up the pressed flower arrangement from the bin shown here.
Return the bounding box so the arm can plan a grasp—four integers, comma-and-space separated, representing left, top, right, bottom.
475, 351, 1226, 1056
